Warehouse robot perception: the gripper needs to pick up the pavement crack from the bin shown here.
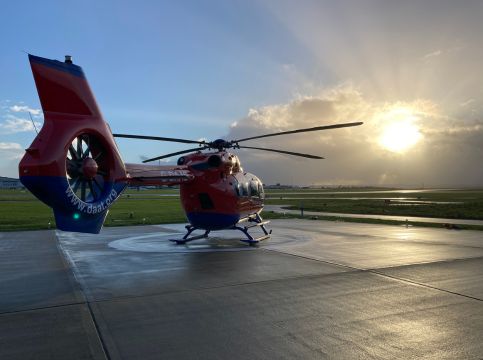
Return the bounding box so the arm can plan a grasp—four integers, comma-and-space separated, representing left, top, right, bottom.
265, 248, 483, 302
0, 301, 86, 316
56, 236, 113, 360
368, 270, 483, 302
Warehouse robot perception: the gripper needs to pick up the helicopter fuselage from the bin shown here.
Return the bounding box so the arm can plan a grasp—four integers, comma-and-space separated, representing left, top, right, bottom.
178, 151, 264, 230
124, 151, 265, 231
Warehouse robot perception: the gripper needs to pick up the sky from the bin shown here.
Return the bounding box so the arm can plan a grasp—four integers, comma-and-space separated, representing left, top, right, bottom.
1, 0, 483, 186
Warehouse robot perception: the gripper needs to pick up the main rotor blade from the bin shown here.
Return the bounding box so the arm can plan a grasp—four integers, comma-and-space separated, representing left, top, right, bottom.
237, 145, 324, 159
113, 133, 205, 145
142, 146, 210, 163
233, 121, 363, 143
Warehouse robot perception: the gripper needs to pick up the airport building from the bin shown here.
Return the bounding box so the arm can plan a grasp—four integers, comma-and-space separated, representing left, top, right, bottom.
0, 176, 24, 189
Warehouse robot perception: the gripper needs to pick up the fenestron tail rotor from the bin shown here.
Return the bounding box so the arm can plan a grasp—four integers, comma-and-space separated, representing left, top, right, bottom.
114, 121, 363, 162
66, 134, 109, 202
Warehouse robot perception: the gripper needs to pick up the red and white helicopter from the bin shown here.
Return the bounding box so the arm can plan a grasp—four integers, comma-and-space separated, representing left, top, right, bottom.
19, 54, 362, 244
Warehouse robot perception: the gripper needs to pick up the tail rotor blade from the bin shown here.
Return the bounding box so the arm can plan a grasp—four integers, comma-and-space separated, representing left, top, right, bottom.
69, 145, 78, 160
76, 136, 82, 157
83, 135, 91, 158
72, 179, 81, 193
80, 180, 86, 201
88, 180, 97, 200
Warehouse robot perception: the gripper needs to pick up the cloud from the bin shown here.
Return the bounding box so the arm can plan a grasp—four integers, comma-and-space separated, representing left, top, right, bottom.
0, 142, 24, 161
460, 98, 475, 107
9, 105, 42, 116
225, 86, 483, 187
422, 50, 442, 60
227, 86, 365, 139
0, 142, 22, 150
0, 142, 24, 178
0, 101, 43, 134
0, 116, 42, 134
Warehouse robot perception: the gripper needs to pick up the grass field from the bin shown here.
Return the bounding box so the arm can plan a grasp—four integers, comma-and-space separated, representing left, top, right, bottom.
0, 192, 186, 231
265, 189, 483, 220
1, 187, 482, 231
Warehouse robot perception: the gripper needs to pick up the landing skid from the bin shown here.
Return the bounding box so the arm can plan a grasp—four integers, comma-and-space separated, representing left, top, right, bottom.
233, 213, 271, 246
169, 214, 271, 246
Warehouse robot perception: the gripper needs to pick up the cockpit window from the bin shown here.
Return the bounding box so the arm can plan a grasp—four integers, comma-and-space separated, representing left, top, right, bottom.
243, 182, 249, 196
258, 182, 265, 199
234, 177, 263, 198
250, 181, 259, 197
238, 182, 249, 197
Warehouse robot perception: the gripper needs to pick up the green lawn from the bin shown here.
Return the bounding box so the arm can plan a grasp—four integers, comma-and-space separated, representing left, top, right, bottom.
0, 195, 186, 231
266, 199, 483, 220
105, 197, 187, 226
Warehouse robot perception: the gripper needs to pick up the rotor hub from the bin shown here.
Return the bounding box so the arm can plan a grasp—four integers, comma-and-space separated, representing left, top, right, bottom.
210, 139, 231, 151
82, 157, 98, 179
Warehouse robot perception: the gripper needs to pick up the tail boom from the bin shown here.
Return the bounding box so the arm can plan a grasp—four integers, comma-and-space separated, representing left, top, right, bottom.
125, 164, 194, 186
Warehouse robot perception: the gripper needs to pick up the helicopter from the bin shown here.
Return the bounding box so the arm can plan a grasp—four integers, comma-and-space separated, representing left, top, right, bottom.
19, 54, 362, 244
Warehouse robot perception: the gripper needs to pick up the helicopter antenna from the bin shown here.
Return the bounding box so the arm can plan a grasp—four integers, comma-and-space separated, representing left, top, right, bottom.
28, 112, 39, 134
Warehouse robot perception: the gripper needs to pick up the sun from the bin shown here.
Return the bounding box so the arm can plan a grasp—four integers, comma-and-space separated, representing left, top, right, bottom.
378, 107, 422, 153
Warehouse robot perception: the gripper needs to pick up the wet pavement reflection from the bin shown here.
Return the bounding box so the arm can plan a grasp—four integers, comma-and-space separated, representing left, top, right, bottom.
1, 220, 481, 359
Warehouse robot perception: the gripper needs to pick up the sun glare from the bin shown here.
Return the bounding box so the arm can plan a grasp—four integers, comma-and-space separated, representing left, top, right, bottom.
378, 107, 422, 153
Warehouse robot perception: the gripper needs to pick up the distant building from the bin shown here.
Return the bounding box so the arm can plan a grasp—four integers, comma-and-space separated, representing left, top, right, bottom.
265, 184, 299, 189
0, 177, 24, 189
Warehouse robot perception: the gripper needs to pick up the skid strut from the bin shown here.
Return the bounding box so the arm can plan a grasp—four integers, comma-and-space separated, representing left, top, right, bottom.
170, 224, 210, 245
233, 213, 271, 246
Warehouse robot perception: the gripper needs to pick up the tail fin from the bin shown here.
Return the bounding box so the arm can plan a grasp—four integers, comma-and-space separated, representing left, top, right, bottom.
29, 54, 102, 117
19, 54, 127, 233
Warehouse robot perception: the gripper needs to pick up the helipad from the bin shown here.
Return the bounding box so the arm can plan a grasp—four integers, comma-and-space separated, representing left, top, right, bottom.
1, 220, 482, 359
